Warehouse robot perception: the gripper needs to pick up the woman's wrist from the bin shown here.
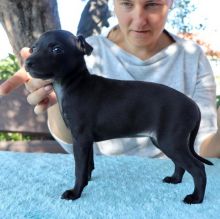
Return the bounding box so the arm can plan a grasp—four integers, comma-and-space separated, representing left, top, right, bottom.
47, 103, 73, 144
200, 132, 220, 158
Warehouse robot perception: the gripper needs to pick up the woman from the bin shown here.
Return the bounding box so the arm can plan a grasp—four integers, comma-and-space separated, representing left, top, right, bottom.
0, 0, 219, 157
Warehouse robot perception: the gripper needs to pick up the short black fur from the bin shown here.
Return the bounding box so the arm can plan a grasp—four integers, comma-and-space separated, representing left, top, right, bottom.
25, 30, 213, 204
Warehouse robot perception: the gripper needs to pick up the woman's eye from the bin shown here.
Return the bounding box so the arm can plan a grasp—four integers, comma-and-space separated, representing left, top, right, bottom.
120, 1, 133, 8
52, 47, 64, 55
145, 3, 160, 9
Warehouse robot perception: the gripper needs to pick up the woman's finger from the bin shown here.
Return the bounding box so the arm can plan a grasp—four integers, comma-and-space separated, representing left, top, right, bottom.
0, 47, 31, 96
34, 92, 57, 114
27, 85, 54, 106
20, 47, 31, 61
25, 78, 53, 92
0, 67, 30, 95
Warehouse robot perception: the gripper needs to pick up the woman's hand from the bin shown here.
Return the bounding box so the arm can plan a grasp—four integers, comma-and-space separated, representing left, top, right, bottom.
25, 77, 56, 114
200, 106, 220, 157
0, 47, 57, 114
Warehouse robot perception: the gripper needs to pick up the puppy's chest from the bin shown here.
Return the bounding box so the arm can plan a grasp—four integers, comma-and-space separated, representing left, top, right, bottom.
53, 83, 71, 125
53, 82, 85, 128
53, 83, 64, 111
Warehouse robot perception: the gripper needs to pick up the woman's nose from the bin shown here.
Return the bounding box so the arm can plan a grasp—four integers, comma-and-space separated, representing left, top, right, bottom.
132, 7, 148, 27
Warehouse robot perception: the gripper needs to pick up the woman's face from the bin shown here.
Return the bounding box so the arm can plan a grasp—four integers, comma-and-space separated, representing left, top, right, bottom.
114, 0, 172, 48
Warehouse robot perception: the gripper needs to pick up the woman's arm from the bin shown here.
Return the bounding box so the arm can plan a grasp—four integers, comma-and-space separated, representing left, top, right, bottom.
190, 46, 219, 157
200, 107, 220, 158
47, 103, 73, 144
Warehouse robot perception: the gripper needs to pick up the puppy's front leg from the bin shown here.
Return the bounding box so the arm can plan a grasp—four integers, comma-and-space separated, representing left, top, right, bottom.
61, 137, 92, 200
88, 146, 94, 181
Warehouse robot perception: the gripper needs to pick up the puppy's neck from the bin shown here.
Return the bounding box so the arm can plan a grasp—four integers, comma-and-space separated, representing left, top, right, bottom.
54, 58, 90, 90
52, 59, 90, 119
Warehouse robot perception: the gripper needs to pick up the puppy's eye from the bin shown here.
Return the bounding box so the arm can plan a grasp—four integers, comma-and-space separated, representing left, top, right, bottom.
30, 47, 37, 53
52, 47, 64, 55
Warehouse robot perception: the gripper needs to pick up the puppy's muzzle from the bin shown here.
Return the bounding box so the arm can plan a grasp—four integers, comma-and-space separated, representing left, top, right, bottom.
25, 59, 34, 72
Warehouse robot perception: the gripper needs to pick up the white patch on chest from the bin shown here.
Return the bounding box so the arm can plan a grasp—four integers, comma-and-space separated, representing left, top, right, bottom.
134, 131, 156, 139
53, 82, 64, 113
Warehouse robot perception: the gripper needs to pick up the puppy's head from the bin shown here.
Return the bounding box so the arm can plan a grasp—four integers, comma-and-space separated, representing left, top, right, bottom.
25, 30, 93, 80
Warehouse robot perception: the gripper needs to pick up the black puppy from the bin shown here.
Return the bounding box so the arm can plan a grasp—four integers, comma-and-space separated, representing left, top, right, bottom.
25, 30, 213, 204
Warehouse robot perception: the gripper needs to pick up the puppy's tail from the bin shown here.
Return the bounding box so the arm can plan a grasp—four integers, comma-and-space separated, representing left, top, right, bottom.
189, 108, 213, 166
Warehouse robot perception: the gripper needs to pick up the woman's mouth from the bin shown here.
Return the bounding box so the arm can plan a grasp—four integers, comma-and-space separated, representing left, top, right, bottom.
133, 30, 149, 33
130, 30, 150, 37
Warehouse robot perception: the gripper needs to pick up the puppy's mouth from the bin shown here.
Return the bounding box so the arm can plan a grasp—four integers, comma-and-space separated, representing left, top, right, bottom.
25, 63, 54, 80
25, 67, 54, 80
31, 71, 53, 80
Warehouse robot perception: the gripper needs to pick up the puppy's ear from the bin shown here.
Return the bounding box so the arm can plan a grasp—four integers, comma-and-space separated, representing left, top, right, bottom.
76, 35, 93, 55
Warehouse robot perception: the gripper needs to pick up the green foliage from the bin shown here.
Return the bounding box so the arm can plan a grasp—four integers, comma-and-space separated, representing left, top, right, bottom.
0, 132, 31, 141
217, 95, 220, 109
0, 54, 19, 80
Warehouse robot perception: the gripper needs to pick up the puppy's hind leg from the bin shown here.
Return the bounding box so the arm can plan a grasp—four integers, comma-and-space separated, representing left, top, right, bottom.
150, 137, 185, 184
88, 146, 94, 181
61, 137, 92, 200
182, 159, 206, 204
158, 136, 206, 204
163, 163, 185, 184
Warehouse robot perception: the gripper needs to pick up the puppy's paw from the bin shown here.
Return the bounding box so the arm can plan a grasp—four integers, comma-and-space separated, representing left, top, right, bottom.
61, 189, 81, 200
183, 194, 203, 204
88, 167, 94, 181
163, 176, 182, 184
88, 173, 92, 181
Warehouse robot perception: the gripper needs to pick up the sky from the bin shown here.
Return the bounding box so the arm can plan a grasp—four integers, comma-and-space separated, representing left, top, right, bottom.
0, 0, 219, 60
